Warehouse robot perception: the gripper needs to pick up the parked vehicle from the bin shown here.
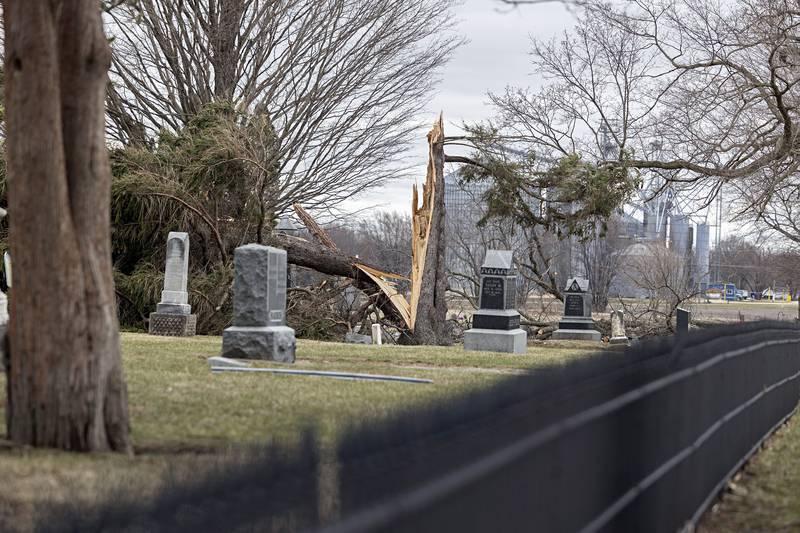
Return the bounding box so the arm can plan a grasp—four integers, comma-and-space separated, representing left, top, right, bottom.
708, 283, 738, 301
736, 290, 749, 301
762, 288, 791, 301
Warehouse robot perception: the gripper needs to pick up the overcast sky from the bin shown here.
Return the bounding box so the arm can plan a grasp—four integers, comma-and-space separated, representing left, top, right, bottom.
345, 0, 577, 216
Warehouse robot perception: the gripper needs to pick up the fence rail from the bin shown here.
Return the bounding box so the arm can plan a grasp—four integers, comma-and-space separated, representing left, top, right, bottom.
328, 322, 800, 533
45, 321, 800, 533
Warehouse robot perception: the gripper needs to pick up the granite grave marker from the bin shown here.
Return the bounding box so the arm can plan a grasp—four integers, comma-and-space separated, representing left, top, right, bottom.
463, 250, 527, 354
221, 244, 296, 362
551, 277, 602, 341
676, 308, 691, 336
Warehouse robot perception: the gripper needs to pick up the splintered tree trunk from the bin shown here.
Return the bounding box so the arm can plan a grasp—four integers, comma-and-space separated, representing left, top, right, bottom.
3, 0, 132, 452
406, 117, 451, 345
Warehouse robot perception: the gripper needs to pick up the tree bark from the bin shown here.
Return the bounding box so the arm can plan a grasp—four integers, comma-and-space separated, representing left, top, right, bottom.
405, 118, 451, 345
3, 0, 132, 452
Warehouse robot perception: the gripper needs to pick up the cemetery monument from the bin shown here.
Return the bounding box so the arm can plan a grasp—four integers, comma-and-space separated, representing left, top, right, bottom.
676, 308, 691, 336
609, 309, 628, 345
149, 231, 197, 336
221, 244, 296, 362
464, 250, 527, 354
552, 277, 602, 341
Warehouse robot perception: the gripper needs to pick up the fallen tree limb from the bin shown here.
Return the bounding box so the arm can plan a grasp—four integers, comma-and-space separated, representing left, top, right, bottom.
287, 204, 412, 328
270, 233, 408, 328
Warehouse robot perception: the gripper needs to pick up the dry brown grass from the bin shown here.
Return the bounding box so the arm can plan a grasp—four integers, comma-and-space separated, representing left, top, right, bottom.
0, 333, 598, 531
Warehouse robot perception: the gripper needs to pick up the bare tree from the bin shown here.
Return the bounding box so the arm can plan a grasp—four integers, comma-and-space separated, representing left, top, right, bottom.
105, 0, 461, 212
468, 5, 662, 168
710, 236, 800, 296
620, 243, 697, 334
447, 216, 548, 311
710, 237, 770, 292
328, 211, 412, 291
603, 0, 800, 184
580, 217, 626, 312
482, 0, 800, 246
3, 0, 131, 452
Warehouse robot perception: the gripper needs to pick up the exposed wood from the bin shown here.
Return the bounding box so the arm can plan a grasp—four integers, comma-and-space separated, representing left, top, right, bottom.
271, 234, 408, 327
284, 116, 452, 345
292, 202, 340, 252
355, 264, 412, 329
409, 117, 441, 328
406, 115, 451, 345
289, 204, 412, 328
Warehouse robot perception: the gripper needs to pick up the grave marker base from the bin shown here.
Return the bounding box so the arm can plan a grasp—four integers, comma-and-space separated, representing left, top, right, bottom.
222, 325, 296, 362
148, 312, 197, 337
471, 309, 521, 330
551, 328, 602, 341
464, 328, 527, 354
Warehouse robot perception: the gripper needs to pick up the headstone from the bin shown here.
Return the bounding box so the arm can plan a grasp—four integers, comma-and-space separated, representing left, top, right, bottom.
371, 323, 383, 345
609, 309, 628, 345
463, 250, 527, 354
345, 331, 372, 344
676, 308, 691, 336
149, 232, 197, 336
551, 278, 602, 341
221, 245, 296, 362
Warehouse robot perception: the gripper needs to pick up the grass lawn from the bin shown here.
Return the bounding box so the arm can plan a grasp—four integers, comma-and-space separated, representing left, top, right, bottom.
699, 411, 800, 532
0, 333, 598, 531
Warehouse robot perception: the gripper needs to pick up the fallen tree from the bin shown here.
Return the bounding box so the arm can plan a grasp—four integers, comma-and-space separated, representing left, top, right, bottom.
271, 231, 410, 331
276, 117, 452, 345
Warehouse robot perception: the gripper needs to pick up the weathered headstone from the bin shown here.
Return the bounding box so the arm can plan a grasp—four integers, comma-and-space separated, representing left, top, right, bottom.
464, 250, 527, 354
149, 233, 196, 335
221, 245, 296, 362
552, 278, 602, 341
676, 308, 691, 336
371, 323, 383, 345
149, 232, 197, 336
609, 309, 628, 345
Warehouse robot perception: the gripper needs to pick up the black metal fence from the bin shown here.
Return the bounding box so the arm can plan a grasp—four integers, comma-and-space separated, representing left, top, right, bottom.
44, 321, 800, 533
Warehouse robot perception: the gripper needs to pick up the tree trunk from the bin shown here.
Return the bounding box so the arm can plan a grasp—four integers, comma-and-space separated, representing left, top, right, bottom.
212, 0, 246, 102
405, 118, 451, 345
3, 0, 132, 452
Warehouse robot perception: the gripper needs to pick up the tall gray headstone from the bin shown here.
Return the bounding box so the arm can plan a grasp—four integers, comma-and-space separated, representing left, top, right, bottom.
149, 232, 197, 336
551, 278, 602, 341
463, 250, 527, 354
221, 245, 296, 362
